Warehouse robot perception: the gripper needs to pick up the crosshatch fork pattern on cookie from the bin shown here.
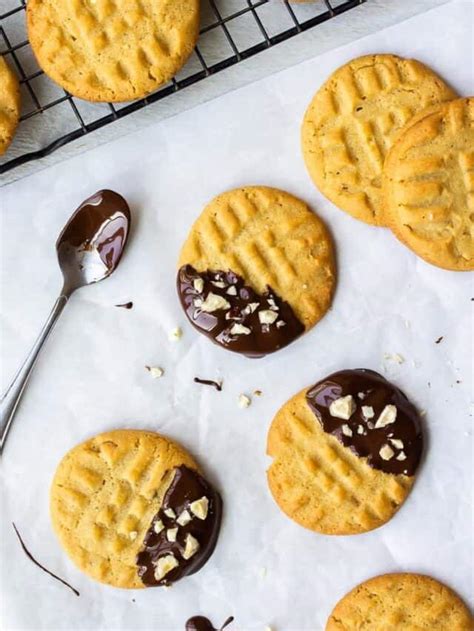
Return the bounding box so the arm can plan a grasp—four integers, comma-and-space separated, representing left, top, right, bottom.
0, 0, 365, 176
51, 431, 197, 588
267, 391, 413, 535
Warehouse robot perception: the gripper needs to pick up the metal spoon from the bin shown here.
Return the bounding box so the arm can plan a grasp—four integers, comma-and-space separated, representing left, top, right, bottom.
0, 189, 131, 452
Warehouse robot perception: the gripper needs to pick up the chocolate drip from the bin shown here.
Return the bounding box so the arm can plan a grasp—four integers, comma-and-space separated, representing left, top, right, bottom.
194, 377, 223, 391
115, 301, 133, 309
57, 190, 130, 280
177, 265, 304, 358
306, 369, 423, 476
137, 466, 222, 586
186, 616, 234, 631
12, 523, 80, 596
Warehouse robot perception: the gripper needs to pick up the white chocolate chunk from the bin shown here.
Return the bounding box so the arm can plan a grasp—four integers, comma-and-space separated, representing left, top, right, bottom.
341, 424, 353, 437
199, 293, 230, 312
164, 508, 176, 519
176, 509, 192, 526
276, 320, 286, 328
211, 281, 226, 288
182, 534, 200, 560
153, 519, 164, 534
375, 404, 397, 428
190, 496, 209, 520
230, 323, 251, 336
258, 310, 278, 325
243, 302, 259, 315
154, 555, 179, 581
362, 405, 375, 419
148, 366, 164, 379
358, 392, 366, 400
166, 528, 178, 542
357, 425, 365, 435
329, 395, 356, 420
379, 444, 395, 461
226, 286, 237, 296
238, 394, 251, 408
390, 438, 404, 449
396, 451, 407, 461
193, 278, 204, 293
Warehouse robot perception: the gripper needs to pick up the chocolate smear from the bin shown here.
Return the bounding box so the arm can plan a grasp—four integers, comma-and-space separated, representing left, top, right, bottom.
115, 301, 133, 309
186, 616, 234, 631
306, 369, 423, 476
435, 336, 444, 344
137, 465, 222, 587
177, 265, 304, 358
12, 523, 80, 596
194, 378, 223, 391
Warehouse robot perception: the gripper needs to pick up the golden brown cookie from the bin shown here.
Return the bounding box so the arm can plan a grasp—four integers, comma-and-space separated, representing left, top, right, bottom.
301, 54, 456, 226
267, 370, 423, 535
50, 429, 222, 589
177, 186, 336, 357
326, 573, 473, 630
27, 0, 200, 102
383, 97, 474, 271
0, 55, 21, 156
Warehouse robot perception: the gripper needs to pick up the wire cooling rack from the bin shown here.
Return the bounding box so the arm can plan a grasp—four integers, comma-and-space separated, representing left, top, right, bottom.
0, 0, 365, 176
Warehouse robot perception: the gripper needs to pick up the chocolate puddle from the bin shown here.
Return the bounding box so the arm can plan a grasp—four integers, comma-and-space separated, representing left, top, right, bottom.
186, 616, 234, 631
177, 265, 304, 357
13, 523, 80, 596
306, 369, 423, 476
136, 466, 222, 586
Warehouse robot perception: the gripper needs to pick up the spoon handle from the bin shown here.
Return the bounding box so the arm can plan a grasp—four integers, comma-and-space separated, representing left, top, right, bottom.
0, 294, 69, 453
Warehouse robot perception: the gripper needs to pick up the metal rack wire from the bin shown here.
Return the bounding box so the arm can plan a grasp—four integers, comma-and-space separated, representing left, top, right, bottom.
0, 0, 365, 176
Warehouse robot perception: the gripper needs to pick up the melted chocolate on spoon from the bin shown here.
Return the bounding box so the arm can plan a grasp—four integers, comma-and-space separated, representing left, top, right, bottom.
177, 265, 304, 358
137, 466, 222, 586
306, 369, 423, 476
186, 616, 234, 631
57, 190, 130, 285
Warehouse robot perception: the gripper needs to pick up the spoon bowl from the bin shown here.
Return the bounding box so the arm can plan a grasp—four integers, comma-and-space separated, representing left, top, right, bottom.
56, 189, 131, 294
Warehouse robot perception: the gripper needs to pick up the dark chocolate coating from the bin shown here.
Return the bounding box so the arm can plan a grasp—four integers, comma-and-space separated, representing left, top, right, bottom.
306, 369, 423, 476
56, 189, 130, 277
137, 466, 222, 587
177, 265, 304, 358
186, 616, 234, 631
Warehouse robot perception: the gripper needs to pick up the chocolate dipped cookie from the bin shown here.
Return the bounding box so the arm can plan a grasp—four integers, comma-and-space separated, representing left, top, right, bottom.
50, 430, 222, 588
267, 369, 423, 534
177, 186, 336, 357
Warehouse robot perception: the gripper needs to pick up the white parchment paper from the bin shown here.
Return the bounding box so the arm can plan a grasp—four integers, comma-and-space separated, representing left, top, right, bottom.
1, 3, 473, 629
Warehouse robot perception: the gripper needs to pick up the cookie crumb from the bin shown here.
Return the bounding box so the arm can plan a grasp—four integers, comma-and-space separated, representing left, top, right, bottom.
146, 366, 164, 379
384, 353, 405, 364
254, 389, 263, 397
169, 327, 183, 341
238, 394, 251, 408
